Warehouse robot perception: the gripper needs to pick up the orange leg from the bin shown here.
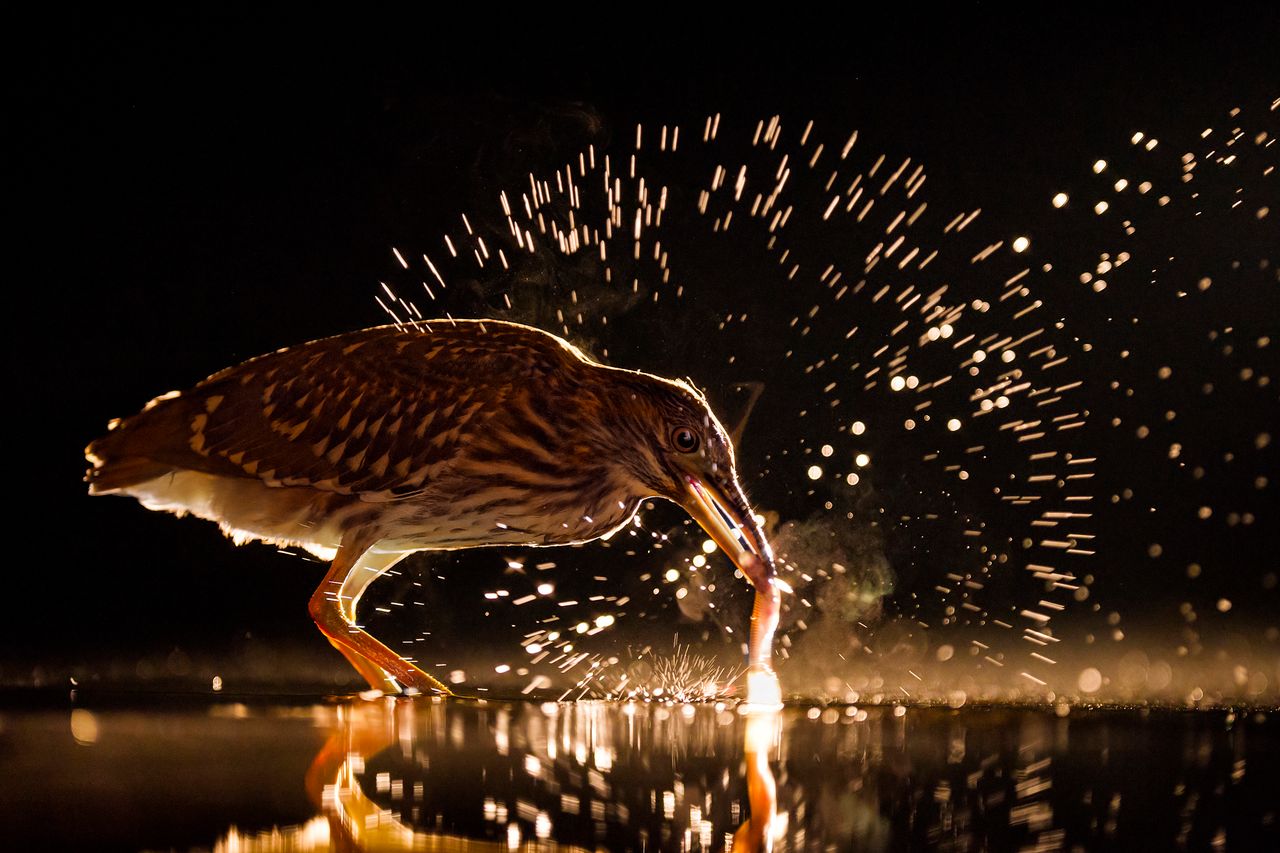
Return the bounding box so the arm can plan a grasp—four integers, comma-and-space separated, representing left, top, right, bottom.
308, 537, 452, 696
326, 638, 403, 694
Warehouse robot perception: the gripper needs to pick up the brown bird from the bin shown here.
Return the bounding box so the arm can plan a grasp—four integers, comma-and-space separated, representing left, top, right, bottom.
86, 319, 780, 696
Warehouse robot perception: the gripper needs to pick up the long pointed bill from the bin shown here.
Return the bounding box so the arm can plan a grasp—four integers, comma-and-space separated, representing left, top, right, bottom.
682, 474, 781, 675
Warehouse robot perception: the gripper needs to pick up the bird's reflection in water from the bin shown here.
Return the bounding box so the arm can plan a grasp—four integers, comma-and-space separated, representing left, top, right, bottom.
289, 698, 781, 851
206, 701, 1279, 852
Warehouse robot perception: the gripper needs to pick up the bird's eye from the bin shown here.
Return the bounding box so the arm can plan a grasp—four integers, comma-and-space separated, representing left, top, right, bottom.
672, 427, 700, 453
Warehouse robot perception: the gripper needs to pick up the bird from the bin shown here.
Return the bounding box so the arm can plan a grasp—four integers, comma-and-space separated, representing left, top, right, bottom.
85, 319, 780, 696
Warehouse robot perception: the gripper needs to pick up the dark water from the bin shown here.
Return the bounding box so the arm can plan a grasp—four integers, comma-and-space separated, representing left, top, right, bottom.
0, 693, 1275, 851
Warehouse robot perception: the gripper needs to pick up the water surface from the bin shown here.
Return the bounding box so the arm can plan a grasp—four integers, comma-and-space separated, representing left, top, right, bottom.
1, 694, 1275, 851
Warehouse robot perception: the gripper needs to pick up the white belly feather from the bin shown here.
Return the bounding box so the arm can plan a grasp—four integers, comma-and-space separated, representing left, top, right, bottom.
122, 470, 345, 560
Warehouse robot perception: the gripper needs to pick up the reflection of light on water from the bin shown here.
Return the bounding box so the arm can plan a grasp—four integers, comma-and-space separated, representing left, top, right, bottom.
733, 707, 781, 852
6, 697, 1274, 849
184, 697, 1279, 851
288, 698, 779, 850
216, 817, 331, 852
69, 709, 98, 745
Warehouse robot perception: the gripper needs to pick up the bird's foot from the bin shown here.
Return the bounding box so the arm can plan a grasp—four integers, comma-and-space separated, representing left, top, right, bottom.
395, 681, 454, 699
355, 680, 453, 700
395, 668, 454, 697
366, 671, 454, 699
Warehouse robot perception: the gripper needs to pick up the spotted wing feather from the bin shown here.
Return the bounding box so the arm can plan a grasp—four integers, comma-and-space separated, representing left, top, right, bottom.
87, 321, 586, 498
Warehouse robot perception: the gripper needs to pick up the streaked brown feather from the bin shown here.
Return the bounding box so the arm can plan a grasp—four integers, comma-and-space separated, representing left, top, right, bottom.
87, 321, 589, 499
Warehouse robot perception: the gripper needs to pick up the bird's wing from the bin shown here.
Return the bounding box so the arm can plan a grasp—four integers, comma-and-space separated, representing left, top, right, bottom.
89, 322, 581, 499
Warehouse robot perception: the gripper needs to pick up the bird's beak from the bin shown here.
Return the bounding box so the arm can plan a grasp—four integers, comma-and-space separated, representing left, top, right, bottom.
680, 470, 781, 676
681, 472, 775, 577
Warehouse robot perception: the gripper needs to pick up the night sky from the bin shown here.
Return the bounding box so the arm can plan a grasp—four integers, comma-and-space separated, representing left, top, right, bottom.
5, 10, 1276, 695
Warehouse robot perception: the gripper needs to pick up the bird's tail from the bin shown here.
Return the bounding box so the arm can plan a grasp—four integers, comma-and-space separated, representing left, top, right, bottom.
84, 448, 174, 494
85, 392, 193, 494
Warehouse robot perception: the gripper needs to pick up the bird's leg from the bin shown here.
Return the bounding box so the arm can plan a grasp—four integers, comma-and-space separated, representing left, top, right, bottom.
326, 638, 402, 695
326, 548, 414, 695
308, 539, 452, 696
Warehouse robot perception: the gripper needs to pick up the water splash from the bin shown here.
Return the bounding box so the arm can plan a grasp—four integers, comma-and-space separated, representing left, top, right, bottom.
369, 96, 1277, 707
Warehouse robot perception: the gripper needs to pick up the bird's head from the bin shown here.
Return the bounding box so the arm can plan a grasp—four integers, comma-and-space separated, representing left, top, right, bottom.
602, 370, 777, 586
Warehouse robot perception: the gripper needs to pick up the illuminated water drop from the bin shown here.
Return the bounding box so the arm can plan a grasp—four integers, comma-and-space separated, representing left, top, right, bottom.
1078, 668, 1103, 693
70, 710, 99, 746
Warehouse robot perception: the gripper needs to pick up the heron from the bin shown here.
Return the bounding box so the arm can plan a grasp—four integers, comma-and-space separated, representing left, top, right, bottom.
85, 319, 780, 697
